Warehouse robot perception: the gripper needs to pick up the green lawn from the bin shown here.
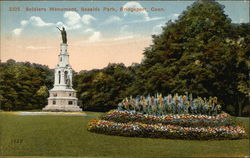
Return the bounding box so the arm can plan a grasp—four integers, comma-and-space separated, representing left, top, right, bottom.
0, 112, 249, 157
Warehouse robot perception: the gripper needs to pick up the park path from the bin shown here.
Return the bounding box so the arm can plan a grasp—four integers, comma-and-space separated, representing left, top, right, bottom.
3, 111, 98, 117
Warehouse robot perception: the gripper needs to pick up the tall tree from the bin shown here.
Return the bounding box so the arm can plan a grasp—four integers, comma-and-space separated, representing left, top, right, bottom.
130, 0, 249, 115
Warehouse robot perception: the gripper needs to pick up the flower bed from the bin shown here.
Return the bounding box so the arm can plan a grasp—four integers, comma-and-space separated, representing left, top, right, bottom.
88, 93, 247, 139
88, 109, 247, 139
101, 110, 231, 127
118, 94, 222, 116
88, 119, 247, 140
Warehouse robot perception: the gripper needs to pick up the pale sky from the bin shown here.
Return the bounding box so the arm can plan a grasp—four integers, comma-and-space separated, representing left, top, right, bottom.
0, 1, 249, 71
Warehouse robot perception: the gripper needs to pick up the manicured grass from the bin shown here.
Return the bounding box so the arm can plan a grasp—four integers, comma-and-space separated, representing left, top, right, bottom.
0, 111, 249, 157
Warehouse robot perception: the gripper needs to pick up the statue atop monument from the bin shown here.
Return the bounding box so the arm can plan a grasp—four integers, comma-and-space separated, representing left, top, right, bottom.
57, 27, 67, 44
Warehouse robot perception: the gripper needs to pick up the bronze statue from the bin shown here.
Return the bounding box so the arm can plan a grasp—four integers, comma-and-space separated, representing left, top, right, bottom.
57, 27, 67, 44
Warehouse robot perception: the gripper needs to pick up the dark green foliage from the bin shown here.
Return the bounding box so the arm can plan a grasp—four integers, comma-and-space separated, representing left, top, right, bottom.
0, 59, 53, 110
242, 105, 250, 117
74, 63, 135, 111
226, 105, 236, 116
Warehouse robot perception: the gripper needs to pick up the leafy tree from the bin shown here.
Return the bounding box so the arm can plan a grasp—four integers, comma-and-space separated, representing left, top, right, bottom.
129, 0, 249, 116
74, 63, 135, 111
0, 60, 53, 111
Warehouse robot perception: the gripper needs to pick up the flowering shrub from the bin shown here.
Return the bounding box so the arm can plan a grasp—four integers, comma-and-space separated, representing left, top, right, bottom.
88, 119, 247, 140
101, 110, 231, 127
118, 94, 222, 116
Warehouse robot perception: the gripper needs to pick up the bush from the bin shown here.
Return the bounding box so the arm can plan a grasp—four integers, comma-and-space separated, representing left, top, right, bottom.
226, 105, 236, 116
242, 105, 250, 117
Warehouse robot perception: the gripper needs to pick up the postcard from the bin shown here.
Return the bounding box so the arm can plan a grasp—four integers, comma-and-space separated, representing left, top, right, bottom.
0, 0, 249, 157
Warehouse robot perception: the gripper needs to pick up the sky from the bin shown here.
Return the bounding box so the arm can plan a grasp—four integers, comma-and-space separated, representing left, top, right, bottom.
0, 1, 249, 71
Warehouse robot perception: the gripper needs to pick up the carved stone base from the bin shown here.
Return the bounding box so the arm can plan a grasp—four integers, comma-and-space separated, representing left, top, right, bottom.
43, 88, 82, 112
42, 105, 82, 112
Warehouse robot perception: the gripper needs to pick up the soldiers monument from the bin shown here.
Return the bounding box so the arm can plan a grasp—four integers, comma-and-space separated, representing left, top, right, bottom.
43, 27, 82, 112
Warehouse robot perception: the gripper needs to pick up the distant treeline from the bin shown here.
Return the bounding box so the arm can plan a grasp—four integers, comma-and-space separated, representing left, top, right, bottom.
0, 60, 54, 111
0, 1, 249, 116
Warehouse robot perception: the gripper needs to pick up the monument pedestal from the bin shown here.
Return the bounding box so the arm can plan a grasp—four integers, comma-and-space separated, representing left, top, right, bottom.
43, 88, 82, 112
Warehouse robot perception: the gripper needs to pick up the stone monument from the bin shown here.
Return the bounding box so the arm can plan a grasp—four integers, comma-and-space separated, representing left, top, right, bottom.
43, 27, 82, 112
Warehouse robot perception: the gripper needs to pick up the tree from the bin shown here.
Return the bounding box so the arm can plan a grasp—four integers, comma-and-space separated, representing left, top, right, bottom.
74, 63, 135, 111
0, 60, 53, 111
129, 0, 249, 116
